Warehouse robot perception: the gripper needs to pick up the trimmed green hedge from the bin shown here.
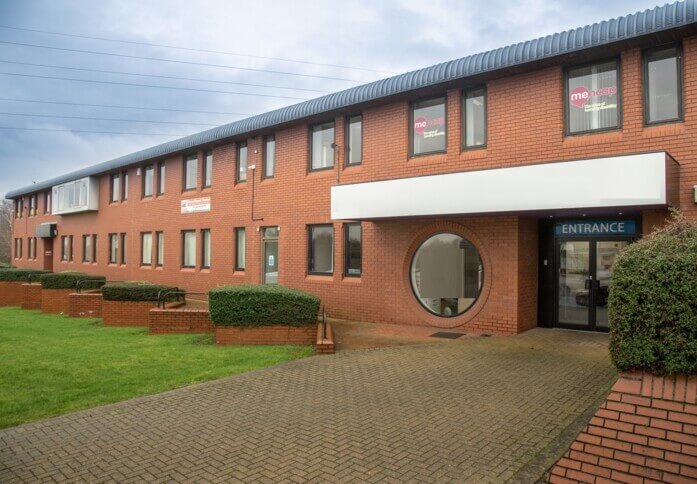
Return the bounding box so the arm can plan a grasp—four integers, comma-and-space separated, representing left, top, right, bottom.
609, 213, 697, 375
0, 268, 51, 282
101, 282, 180, 302
209, 285, 320, 327
40, 272, 106, 290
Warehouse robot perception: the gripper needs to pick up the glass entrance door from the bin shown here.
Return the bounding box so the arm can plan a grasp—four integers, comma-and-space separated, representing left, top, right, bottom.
262, 227, 278, 285
556, 238, 630, 331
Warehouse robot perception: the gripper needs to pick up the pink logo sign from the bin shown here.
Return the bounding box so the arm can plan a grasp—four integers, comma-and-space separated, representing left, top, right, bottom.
413, 116, 444, 134
569, 85, 617, 108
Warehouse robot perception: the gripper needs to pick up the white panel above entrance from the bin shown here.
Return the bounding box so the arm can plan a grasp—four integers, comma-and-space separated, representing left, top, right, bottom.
331, 152, 678, 220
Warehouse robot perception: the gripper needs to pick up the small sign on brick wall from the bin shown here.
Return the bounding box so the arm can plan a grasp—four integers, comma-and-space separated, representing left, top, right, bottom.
181, 197, 211, 214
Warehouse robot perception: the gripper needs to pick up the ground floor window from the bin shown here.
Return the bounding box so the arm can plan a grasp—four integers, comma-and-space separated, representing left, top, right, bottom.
410, 233, 483, 317
235, 228, 245, 270
82, 235, 91, 263
109, 234, 118, 264
182, 230, 196, 268
202, 229, 211, 268
156, 231, 164, 266
344, 223, 361, 276
308, 224, 333, 274
141, 232, 153, 265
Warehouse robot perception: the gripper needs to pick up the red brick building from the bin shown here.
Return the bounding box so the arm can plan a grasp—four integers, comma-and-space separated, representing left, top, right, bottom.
6, 2, 697, 334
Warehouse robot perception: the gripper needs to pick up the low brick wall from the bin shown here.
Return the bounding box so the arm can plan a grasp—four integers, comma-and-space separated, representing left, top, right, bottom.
68, 292, 103, 318
316, 322, 335, 355
0, 281, 24, 306
102, 300, 157, 327
41, 288, 73, 314
149, 307, 214, 334
548, 371, 697, 483
216, 324, 316, 345
21, 283, 42, 310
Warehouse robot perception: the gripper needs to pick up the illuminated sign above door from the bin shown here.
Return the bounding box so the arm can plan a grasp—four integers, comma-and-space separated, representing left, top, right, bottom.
554, 220, 636, 237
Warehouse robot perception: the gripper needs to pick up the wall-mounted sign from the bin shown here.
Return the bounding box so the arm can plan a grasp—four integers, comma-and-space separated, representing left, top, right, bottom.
181, 197, 211, 214
555, 220, 636, 237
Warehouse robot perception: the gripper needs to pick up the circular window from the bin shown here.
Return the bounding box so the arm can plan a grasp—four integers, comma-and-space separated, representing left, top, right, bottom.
410, 233, 484, 317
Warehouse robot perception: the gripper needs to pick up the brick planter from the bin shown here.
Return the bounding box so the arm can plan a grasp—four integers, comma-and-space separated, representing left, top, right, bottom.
0, 281, 24, 306
149, 307, 214, 334
41, 288, 73, 314
102, 300, 157, 327
547, 371, 697, 483
316, 322, 335, 354
216, 324, 316, 345
68, 292, 103, 318
21, 283, 42, 310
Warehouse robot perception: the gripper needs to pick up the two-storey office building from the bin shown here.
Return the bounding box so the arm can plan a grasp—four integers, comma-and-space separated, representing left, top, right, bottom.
7, 1, 697, 333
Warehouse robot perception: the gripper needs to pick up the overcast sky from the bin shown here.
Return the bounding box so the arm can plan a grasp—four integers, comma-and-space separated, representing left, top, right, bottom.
0, 0, 665, 197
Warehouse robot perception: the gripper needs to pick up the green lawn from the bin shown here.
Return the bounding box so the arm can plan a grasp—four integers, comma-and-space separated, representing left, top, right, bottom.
0, 307, 312, 429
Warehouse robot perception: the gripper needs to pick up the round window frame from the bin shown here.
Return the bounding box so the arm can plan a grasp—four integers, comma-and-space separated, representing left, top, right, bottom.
408, 232, 484, 318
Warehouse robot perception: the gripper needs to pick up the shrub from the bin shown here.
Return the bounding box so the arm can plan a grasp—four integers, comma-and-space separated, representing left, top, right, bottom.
101, 282, 180, 302
0, 268, 51, 282
209, 285, 320, 327
40, 272, 106, 290
609, 212, 697, 375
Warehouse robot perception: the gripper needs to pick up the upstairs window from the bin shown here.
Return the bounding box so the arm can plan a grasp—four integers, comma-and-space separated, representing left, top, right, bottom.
110, 174, 120, 203
346, 115, 362, 165
645, 45, 682, 125
566, 59, 620, 135
44, 191, 51, 214
203, 151, 213, 188
29, 195, 37, 216
412, 97, 446, 156
463, 87, 487, 148
158, 161, 166, 195
237, 142, 248, 182
184, 154, 198, 191
263, 135, 275, 178
122, 171, 129, 201
143, 165, 154, 197
310, 122, 335, 171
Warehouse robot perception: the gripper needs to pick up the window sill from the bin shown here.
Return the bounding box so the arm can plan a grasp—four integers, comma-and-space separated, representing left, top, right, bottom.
307, 167, 335, 177
233, 270, 246, 275
459, 147, 488, 161
342, 276, 362, 283
305, 274, 334, 283
642, 122, 684, 138
180, 267, 196, 273
562, 130, 622, 147
408, 152, 447, 166
140, 265, 152, 270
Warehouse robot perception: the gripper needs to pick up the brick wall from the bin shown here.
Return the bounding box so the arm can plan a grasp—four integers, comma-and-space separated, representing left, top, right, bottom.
548, 371, 697, 483
0, 281, 24, 306
149, 307, 213, 334
21, 283, 41, 310
41, 288, 73, 314
68, 292, 102, 318
102, 300, 157, 326
216, 324, 316, 345
10, 35, 697, 332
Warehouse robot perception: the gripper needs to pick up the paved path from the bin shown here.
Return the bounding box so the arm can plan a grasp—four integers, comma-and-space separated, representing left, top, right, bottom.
0, 328, 616, 483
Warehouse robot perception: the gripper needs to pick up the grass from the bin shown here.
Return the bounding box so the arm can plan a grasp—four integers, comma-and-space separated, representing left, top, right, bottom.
0, 307, 313, 429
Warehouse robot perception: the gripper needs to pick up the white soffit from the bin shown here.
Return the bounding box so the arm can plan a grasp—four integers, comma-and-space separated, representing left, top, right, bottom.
331, 152, 676, 220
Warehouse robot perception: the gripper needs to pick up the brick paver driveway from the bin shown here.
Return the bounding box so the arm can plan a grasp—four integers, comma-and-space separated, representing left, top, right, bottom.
1, 328, 616, 483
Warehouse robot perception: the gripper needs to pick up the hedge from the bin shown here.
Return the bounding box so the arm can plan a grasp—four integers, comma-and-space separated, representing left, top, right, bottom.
40, 272, 106, 290
209, 285, 320, 327
608, 213, 697, 375
0, 268, 51, 282
101, 282, 180, 302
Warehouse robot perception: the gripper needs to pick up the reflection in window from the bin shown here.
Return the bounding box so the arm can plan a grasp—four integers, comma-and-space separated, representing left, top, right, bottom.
184, 155, 198, 190
347, 115, 362, 165
410, 233, 483, 317
412, 97, 446, 155
645, 46, 681, 124
463, 88, 486, 148
566, 60, 619, 134
311, 122, 334, 170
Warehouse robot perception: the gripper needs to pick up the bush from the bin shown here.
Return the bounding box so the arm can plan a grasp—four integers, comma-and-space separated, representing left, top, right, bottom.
101, 282, 180, 302
0, 268, 51, 282
209, 285, 320, 327
40, 272, 106, 290
609, 212, 697, 375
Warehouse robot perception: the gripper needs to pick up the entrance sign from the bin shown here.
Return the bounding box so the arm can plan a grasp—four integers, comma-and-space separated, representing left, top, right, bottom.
554, 220, 636, 237
181, 197, 211, 214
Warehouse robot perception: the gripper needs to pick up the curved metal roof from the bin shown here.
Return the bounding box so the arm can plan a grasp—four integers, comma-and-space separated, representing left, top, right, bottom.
7, 0, 697, 199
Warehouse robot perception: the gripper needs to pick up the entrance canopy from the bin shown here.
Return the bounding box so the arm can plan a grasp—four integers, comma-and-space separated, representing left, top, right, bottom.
331, 152, 679, 220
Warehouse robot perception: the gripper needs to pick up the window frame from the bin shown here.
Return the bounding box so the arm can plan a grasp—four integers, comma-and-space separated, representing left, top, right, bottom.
262, 134, 275, 179
308, 121, 335, 172
183, 154, 198, 192
461, 87, 488, 150
181, 230, 196, 269
563, 57, 622, 137
409, 95, 448, 157
120, 233, 127, 265
108, 233, 118, 264
345, 114, 363, 166
234, 227, 246, 271
141, 232, 153, 266
307, 224, 334, 275
201, 229, 211, 269
92, 234, 97, 264
203, 150, 213, 188
343, 223, 362, 277
142, 165, 154, 198
156, 231, 164, 267
236, 141, 248, 183
643, 44, 683, 126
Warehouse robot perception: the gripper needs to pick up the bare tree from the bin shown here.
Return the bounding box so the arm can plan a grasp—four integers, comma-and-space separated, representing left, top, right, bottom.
0, 200, 12, 265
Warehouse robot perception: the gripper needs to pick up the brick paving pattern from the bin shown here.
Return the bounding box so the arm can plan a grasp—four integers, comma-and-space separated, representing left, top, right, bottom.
0, 328, 616, 483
